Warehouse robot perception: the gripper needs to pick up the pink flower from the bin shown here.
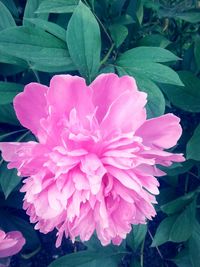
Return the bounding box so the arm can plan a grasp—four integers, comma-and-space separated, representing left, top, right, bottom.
0, 230, 25, 258
0, 74, 184, 246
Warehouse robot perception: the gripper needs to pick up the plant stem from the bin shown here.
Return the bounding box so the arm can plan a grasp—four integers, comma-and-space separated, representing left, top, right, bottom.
140, 239, 145, 267
100, 43, 115, 66
148, 230, 164, 260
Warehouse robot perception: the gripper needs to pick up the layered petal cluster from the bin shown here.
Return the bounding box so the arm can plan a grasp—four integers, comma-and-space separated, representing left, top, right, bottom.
0, 230, 25, 258
0, 74, 184, 246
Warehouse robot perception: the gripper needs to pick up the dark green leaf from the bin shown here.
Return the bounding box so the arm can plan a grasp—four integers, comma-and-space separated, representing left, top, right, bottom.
36, 0, 78, 14
172, 249, 192, 267
48, 249, 126, 267
0, 162, 20, 198
177, 12, 200, 23
160, 71, 200, 112
126, 224, 147, 251
0, 104, 20, 125
194, 37, 200, 71
109, 24, 128, 48
160, 160, 194, 176
0, 1, 15, 30
66, 1, 101, 82
1, 0, 18, 17
133, 74, 165, 118
160, 191, 196, 215
189, 221, 200, 267
138, 34, 171, 48
152, 202, 195, 246
187, 123, 200, 161
0, 82, 24, 104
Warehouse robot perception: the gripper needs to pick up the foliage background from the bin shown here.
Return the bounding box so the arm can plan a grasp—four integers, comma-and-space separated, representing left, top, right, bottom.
0, 0, 200, 266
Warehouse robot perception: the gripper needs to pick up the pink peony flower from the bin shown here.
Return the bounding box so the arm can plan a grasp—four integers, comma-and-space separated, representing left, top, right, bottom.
0, 74, 184, 246
0, 230, 25, 258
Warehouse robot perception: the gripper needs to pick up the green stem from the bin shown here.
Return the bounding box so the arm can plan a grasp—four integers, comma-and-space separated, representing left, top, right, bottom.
184, 173, 189, 193
140, 239, 145, 267
148, 230, 164, 260
100, 43, 115, 66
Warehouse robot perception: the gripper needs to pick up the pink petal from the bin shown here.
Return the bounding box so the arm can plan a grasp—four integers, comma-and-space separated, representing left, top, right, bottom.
13, 83, 48, 136
136, 113, 182, 149
100, 90, 147, 135
0, 231, 25, 258
47, 75, 94, 124
91, 73, 138, 122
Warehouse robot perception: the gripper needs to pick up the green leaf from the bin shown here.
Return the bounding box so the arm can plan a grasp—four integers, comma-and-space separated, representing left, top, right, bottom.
160, 191, 196, 215
0, 82, 24, 104
36, 0, 78, 14
0, 104, 19, 126
109, 24, 128, 48
160, 71, 200, 112
0, 26, 75, 72
116, 47, 182, 86
133, 74, 165, 118
138, 34, 171, 48
177, 12, 200, 23
194, 37, 200, 71
126, 224, 147, 251
66, 1, 101, 82
172, 249, 192, 267
24, 18, 66, 41
0, 1, 15, 31
48, 249, 126, 267
0, 162, 20, 198
152, 202, 195, 246
117, 67, 165, 118
160, 160, 194, 176
0, 51, 27, 67
23, 0, 48, 27
1, 0, 18, 17
117, 46, 180, 63
189, 221, 200, 267
187, 124, 200, 161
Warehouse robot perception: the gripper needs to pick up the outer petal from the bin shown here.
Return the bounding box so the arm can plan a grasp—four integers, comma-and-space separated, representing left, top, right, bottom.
13, 83, 48, 136
0, 142, 48, 176
47, 75, 94, 122
0, 231, 25, 258
136, 114, 182, 149
90, 73, 139, 122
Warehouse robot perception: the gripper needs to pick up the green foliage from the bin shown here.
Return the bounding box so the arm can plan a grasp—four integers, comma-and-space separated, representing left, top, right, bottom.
0, 0, 200, 266
66, 1, 101, 82
187, 124, 200, 160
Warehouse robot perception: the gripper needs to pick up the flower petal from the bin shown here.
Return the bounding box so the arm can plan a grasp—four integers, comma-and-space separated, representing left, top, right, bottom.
47, 75, 94, 123
91, 73, 139, 122
13, 83, 48, 136
136, 113, 182, 149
